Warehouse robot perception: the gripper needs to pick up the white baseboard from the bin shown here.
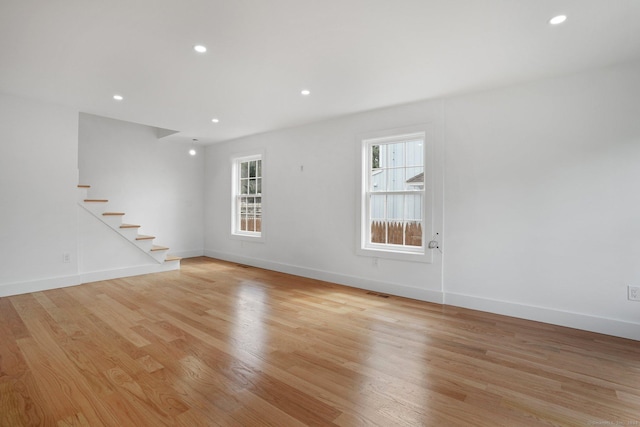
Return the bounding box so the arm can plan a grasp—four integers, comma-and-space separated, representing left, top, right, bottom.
0, 274, 82, 298
445, 293, 640, 341
4, 251, 636, 341
171, 249, 205, 259
204, 250, 639, 342
79, 262, 180, 284
0, 262, 181, 297
203, 249, 444, 304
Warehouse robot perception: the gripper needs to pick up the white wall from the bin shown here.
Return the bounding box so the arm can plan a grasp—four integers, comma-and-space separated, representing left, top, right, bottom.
0, 92, 80, 293
204, 60, 640, 340
204, 102, 445, 302
444, 60, 640, 339
79, 113, 204, 258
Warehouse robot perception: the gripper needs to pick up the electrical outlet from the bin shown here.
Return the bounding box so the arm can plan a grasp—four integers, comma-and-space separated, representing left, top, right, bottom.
63, 252, 71, 263
629, 286, 640, 301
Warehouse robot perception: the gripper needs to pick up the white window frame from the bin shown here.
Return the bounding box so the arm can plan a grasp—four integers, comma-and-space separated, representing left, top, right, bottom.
358, 125, 433, 263
231, 153, 264, 241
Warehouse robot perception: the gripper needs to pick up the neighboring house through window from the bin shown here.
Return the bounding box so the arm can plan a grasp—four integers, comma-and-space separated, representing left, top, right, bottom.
232, 154, 263, 239
360, 127, 432, 262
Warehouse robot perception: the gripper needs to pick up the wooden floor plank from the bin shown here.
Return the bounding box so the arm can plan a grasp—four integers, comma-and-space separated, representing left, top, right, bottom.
0, 297, 30, 340
0, 256, 639, 426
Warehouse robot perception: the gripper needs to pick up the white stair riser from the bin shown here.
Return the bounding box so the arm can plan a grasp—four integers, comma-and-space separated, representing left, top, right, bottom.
82, 201, 109, 215
118, 227, 139, 240
134, 239, 154, 252
150, 250, 168, 262
101, 214, 124, 228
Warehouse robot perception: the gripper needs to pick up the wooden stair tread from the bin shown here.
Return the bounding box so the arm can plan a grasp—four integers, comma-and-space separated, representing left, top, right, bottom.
76, 183, 179, 270
136, 235, 155, 240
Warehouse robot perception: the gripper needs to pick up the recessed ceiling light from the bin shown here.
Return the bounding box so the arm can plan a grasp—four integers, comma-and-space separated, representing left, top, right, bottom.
113, 94, 123, 101
194, 45, 207, 53
549, 15, 567, 25
211, 118, 220, 123
189, 149, 196, 156
301, 89, 311, 96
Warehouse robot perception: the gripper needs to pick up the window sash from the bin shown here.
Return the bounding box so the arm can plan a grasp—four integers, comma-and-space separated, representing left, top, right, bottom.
363, 134, 425, 253
236, 195, 262, 234
233, 155, 262, 237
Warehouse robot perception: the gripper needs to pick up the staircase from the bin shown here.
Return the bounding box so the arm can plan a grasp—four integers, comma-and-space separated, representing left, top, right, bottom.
77, 185, 181, 273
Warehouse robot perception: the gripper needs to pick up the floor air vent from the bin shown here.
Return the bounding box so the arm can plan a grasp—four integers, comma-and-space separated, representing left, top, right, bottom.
366, 291, 390, 298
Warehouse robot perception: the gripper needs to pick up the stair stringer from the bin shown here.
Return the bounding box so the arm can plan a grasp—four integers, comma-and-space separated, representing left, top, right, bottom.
77, 204, 179, 283
78, 202, 164, 263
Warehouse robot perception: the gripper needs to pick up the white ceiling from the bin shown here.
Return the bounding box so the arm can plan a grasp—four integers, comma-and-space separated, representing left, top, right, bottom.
1, 0, 639, 144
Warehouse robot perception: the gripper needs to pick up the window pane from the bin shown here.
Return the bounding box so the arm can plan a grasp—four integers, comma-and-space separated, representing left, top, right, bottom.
405, 194, 422, 221
388, 194, 404, 220
405, 221, 422, 246
249, 161, 257, 178
388, 221, 404, 245
389, 168, 405, 191
371, 145, 381, 170
248, 178, 257, 194
379, 144, 388, 168
256, 178, 262, 194
241, 162, 249, 178
371, 170, 386, 192
406, 139, 423, 167
388, 142, 405, 168
370, 194, 386, 220
406, 167, 424, 190
371, 220, 386, 244
256, 160, 262, 177
247, 197, 255, 216
248, 197, 255, 232
240, 196, 248, 231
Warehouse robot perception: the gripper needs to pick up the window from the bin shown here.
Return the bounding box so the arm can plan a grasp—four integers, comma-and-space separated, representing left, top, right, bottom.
360, 129, 431, 261
232, 154, 263, 238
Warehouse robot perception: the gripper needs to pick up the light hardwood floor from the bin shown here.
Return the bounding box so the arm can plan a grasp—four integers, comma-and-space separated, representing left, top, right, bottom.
0, 257, 638, 426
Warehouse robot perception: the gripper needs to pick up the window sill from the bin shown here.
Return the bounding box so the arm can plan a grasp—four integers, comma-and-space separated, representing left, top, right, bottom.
230, 232, 264, 243
357, 246, 432, 263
